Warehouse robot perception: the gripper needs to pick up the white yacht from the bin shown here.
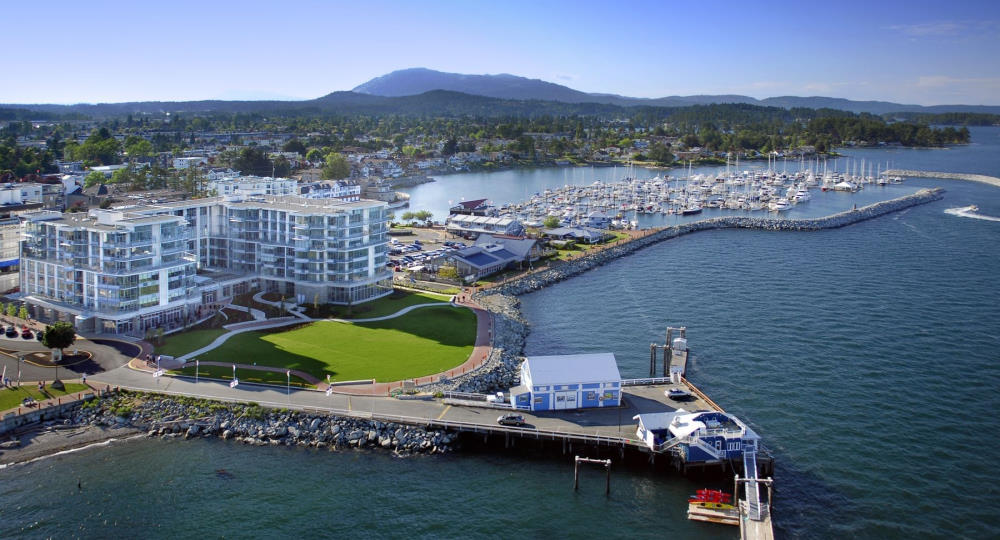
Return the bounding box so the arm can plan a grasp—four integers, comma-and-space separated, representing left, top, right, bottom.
769, 198, 791, 212
793, 188, 811, 203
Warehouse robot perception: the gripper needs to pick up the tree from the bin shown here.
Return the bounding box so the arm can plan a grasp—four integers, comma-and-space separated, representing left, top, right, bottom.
413, 210, 433, 223
282, 138, 306, 156
322, 152, 350, 179
647, 143, 674, 164
124, 136, 153, 158
442, 138, 458, 156
543, 215, 560, 228
400, 211, 415, 221
232, 147, 272, 176
42, 321, 76, 353
272, 155, 291, 177
6, 303, 16, 317
18, 305, 28, 320
305, 148, 324, 163
438, 265, 458, 280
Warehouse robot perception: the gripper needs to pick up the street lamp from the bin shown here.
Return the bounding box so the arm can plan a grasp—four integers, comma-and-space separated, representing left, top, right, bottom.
194, 359, 199, 383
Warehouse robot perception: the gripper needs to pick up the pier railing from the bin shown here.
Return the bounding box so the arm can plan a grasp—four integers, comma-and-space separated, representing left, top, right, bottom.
622, 377, 672, 386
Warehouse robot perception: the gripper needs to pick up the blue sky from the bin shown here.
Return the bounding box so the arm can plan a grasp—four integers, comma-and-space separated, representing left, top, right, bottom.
4, 0, 999, 105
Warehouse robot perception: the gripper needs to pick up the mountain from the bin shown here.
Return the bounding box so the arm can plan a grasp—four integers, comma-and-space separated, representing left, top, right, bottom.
4, 68, 1000, 117
353, 67, 604, 103
352, 68, 1000, 115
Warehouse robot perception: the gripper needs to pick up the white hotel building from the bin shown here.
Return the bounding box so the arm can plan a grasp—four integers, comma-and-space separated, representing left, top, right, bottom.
19, 195, 391, 334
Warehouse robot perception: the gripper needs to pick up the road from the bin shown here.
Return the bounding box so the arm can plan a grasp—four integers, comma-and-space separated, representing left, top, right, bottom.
89, 364, 698, 445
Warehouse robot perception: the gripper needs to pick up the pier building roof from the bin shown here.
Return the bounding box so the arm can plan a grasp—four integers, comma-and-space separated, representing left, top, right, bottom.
522, 353, 622, 386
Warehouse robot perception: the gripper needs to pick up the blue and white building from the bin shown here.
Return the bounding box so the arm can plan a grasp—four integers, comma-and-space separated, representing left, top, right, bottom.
634, 409, 760, 463
509, 353, 622, 411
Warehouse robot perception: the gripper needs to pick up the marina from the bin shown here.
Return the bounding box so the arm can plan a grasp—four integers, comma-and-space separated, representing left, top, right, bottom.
476, 158, 907, 231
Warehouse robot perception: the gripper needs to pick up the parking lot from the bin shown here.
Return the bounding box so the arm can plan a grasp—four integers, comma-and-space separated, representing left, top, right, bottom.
387, 227, 468, 272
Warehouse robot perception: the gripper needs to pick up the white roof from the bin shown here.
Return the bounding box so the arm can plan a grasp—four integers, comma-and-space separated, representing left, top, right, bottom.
522, 353, 621, 386
633, 409, 688, 430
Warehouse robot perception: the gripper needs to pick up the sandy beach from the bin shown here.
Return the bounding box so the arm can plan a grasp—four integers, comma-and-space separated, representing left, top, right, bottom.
0, 424, 144, 467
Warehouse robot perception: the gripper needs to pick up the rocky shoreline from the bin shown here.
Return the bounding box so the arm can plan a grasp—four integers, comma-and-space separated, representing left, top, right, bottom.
1, 392, 456, 464
452, 188, 946, 393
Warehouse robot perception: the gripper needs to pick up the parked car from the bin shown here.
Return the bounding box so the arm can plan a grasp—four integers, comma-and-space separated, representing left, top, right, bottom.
497, 413, 526, 427
21, 329, 32, 339
5, 327, 17, 338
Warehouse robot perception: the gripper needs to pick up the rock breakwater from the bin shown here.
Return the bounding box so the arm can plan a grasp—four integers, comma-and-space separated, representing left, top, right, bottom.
455, 188, 944, 392
61, 392, 456, 455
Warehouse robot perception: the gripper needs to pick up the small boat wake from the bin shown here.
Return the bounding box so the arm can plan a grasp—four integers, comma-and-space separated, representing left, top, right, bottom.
944, 205, 1000, 222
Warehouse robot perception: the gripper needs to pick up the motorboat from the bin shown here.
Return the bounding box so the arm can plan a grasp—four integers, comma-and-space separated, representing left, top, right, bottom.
768, 198, 791, 212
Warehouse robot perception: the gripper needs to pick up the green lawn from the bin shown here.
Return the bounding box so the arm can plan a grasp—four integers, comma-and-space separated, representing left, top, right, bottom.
155, 328, 227, 357
170, 365, 314, 388
304, 289, 453, 319
0, 383, 89, 411
197, 306, 476, 382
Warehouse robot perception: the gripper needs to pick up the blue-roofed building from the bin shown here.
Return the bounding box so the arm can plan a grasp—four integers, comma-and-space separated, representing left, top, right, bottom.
508, 353, 622, 411
448, 243, 520, 280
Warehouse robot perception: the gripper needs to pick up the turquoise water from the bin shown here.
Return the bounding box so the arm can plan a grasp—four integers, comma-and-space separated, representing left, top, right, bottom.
1, 128, 998, 538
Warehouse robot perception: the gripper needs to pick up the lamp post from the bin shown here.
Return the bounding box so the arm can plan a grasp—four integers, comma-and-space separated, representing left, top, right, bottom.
194, 359, 199, 384
286, 370, 290, 397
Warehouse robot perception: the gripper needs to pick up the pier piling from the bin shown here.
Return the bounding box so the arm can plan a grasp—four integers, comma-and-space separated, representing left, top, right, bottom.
574, 456, 612, 494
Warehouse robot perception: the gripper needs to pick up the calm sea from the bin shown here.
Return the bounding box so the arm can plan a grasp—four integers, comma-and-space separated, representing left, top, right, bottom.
1, 128, 998, 539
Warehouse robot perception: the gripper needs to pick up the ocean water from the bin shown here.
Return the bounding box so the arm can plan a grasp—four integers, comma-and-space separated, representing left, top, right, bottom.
1, 128, 999, 538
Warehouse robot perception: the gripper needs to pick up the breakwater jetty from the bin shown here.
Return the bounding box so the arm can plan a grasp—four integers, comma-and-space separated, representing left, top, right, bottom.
886, 169, 1000, 189
445, 187, 945, 395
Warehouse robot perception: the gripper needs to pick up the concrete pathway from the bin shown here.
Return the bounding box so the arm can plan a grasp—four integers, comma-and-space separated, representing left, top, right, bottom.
174, 317, 304, 363
323, 302, 451, 323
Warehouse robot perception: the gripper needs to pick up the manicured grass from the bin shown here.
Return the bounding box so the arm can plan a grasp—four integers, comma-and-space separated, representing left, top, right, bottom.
0, 383, 89, 411
198, 306, 476, 382
155, 328, 227, 358
170, 365, 314, 389
304, 289, 453, 319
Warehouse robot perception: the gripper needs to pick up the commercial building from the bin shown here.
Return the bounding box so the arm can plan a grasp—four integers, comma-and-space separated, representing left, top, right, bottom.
509, 353, 622, 411
445, 214, 524, 238
19, 194, 392, 334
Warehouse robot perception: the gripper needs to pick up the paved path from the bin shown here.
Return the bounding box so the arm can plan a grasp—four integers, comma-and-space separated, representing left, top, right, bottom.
88, 365, 680, 446
324, 302, 451, 323
174, 317, 303, 362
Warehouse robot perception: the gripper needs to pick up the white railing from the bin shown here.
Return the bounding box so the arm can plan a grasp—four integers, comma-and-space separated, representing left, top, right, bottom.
621, 377, 672, 386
